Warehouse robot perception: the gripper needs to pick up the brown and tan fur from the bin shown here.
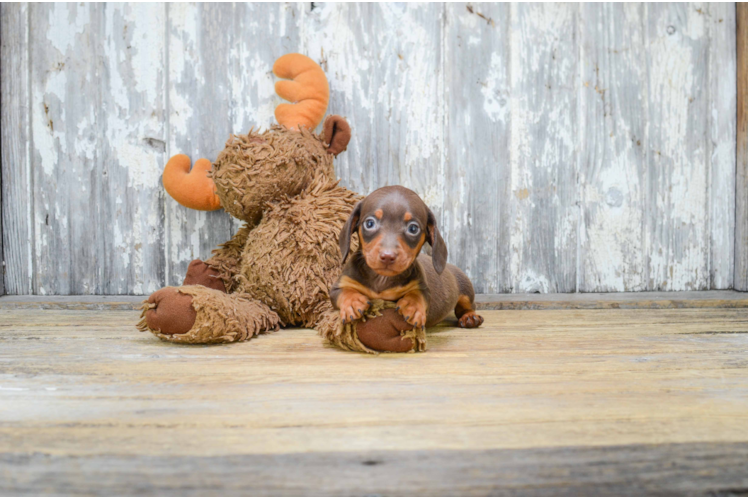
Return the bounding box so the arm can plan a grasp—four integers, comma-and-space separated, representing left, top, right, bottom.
331, 186, 484, 329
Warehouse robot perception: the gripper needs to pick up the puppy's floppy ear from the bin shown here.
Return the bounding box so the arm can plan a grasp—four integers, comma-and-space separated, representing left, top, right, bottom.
426, 208, 447, 275
340, 200, 362, 263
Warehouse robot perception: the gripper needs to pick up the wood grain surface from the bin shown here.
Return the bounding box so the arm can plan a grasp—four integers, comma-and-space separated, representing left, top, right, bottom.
737, 2, 748, 291
0, 3, 739, 295
709, 3, 738, 290
1, 307, 747, 494
1, 3, 31, 295
3, 443, 748, 496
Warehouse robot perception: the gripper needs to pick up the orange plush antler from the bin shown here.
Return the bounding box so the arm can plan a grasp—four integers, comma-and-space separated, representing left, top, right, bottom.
273, 53, 329, 131
162, 154, 221, 211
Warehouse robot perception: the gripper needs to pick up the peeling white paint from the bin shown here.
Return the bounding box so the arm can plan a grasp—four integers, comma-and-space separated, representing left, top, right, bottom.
46, 3, 89, 54
231, 52, 277, 131
168, 3, 199, 141
128, 5, 164, 106
481, 52, 508, 123
647, 3, 709, 290
119, 143, 161, 190
33, 69, 67, 176
305, 4, 374, 113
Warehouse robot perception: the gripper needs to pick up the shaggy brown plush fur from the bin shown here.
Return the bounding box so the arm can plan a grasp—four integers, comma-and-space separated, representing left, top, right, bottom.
211, 126, 333, 224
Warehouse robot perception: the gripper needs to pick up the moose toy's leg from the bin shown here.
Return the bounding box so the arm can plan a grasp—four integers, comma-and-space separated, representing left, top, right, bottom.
356, 309, 421, 352
182, 260, 226, 292
203, 224, 253, 293
138, 285, 280, 344
316, 301, 424, 354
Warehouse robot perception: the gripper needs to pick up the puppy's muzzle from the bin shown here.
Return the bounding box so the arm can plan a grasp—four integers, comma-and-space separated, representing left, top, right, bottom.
378, 250, 398, 265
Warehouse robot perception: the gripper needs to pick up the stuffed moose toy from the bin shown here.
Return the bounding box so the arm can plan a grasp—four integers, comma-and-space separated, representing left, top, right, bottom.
138, 54, 424, 353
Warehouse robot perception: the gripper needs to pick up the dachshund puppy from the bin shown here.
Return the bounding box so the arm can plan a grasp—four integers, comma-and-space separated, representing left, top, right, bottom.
331, 186, 484, 329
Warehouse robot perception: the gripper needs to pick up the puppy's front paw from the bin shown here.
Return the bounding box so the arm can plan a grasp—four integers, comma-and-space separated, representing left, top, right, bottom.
339, 291, 371, 324
458, 311, 484, 328
396, 293, 427, 329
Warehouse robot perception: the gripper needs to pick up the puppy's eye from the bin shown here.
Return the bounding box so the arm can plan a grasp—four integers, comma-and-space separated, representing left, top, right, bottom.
407, 223, 420, 235
363, 217, 377, 230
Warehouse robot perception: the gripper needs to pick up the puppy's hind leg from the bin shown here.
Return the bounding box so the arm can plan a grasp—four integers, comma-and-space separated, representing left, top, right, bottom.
451, 265, 484, 328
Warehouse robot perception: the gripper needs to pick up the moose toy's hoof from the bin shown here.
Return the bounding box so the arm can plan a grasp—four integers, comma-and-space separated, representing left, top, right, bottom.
356, 308, 418, 353
183, 259, 226, 292
143, 287, 197, 335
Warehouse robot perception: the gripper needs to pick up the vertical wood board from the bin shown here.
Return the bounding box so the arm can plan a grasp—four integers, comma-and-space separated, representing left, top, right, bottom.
0, 5, 3, 296
579, 4, 648, 292
508, 3, 579, 293
1, 3, 31, 294
101, 3, 167, 295
736, 2, 748, 291
444, 3, 510, 293
708, 3, 737, 290
644, 3, 710, 291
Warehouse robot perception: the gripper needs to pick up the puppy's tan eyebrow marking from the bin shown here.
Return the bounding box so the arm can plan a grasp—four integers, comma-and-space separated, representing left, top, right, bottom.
404, 212, 412, 222
374, 209, 383, 219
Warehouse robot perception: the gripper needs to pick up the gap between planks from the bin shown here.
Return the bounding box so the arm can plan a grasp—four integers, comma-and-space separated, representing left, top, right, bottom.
0, 291, 747, 310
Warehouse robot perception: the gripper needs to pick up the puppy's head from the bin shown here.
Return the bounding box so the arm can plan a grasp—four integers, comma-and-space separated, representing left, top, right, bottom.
340, 186, 447, 276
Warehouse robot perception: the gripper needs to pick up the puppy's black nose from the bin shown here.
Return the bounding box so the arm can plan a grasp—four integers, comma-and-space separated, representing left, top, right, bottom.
378, 251, 398, 264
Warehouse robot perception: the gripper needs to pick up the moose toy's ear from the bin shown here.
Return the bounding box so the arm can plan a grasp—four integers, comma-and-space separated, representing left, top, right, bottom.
426, 208, 447, 275
323, 115, 352, 156
339, 201, 362, 264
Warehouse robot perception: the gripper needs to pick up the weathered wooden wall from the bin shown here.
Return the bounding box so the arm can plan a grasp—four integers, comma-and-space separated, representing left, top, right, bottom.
0, 3, 739, 295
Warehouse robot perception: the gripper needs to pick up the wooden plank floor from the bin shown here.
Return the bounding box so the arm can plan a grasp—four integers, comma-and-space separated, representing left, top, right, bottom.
1, 305, 748, 495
